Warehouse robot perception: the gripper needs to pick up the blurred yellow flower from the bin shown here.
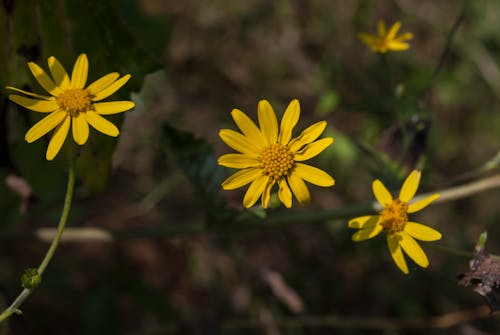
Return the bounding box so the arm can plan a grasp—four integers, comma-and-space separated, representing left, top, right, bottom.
7, 54, 135, 160
358, 20, 413, 53
348, 170, 441, 274
218, 99, 335, 208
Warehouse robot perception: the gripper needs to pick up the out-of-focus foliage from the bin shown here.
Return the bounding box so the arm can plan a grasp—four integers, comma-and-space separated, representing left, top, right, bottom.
1, 0, 164, 210
162, 123, 237, 225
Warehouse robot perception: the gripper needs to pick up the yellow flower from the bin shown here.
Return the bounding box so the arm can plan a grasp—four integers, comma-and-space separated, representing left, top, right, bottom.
358, 20, 413, 53
218, 99, 335, 208
348, 170, 441, 274
7, 54, 135, 160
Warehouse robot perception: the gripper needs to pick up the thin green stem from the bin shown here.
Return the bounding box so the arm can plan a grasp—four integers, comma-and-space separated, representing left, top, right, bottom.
429, 244, 476, 259
0, 158, 76, 324
0, 173, 499, 243
421, 2, 466, 103
431, 243, 500, 260
37, 163, 75, 274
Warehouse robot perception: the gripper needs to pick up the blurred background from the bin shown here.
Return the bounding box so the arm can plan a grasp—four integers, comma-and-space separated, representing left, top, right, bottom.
0, 0, 499, 334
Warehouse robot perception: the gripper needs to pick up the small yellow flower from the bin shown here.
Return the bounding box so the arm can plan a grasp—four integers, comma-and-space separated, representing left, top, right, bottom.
358, 20, 413, 53
218, 99, 335, 208
348, 170, 441, 274
7, 54, 135, 160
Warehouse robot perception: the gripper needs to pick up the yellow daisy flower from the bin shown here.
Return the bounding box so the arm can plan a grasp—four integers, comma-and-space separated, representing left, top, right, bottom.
348, 170, 441, 274
218, 99, 335, 209
358, 20, 413, 53
7, 53, 135, 160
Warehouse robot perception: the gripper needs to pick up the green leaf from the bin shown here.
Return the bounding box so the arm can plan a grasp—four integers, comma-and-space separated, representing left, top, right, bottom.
162, 124, 239, 224
3, 0, 166, 193
315, 89, 340, 117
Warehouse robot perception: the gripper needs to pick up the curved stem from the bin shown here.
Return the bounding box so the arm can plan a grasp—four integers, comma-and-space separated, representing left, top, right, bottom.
0, 158, 75, 324
37, 163, 75, 275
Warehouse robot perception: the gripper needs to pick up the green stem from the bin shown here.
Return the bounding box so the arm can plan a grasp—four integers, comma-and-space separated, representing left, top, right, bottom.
420, 2, 466, 103
430, 244, 500, 260
0, 158, 75, 324
0, 173, 499, 242
429, 244, 476, 259
37, 163, 75, 275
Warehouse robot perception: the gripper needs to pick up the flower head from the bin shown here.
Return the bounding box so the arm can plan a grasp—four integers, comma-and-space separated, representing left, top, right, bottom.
358, 20, 413, 53
218, 99, 335, 208
348, 170, 441, 274
7, 54, 135, 160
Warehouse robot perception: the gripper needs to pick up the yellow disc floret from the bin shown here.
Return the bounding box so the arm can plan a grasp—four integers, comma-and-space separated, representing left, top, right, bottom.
56, 88, 92, 116
379, 199, 408, 234
260, 144, 295, 180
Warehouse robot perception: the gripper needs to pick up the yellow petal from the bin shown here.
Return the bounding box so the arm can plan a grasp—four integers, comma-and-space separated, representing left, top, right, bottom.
288, 121, 328, 153
387, 234, 409, 274
86, 72, 120, 96
387, 41, 410, 51
358, 33, 377, 47
28, 61, 62, 96
92, 74, 131, 101
287, 173, 310, 205
399, 170, 421, 202
219, 129, 260, 156
9, 95, 58, 112
399, 232, 429, 268
293, 163, 334, 187
258, 100, 278, 144
72, 113, 89, 145
293, 137, 333, 161
25, 111, 67, 143
407, 193, 440, 213
351, 224, 383, 241
405, 222, 442, 241
261, 179, 274, 208
377, 20, 386, 37
372, 179, 393, 206
278, 179, 292, 208
278, 99, 300, 145
387, 21, 402, 40
218, 153, 260, 169
396, 32, 413, 41
6, 86, 52, 100
71, 54, 88, 89
243, 174, 270, 208
46, 116, 70, 160
48, 56, 70, 89
85, 110, 119, 137
230, 108, 266, 149
348, 215, 380, 229
94, 101, 135, 115
222, 168, 262, 190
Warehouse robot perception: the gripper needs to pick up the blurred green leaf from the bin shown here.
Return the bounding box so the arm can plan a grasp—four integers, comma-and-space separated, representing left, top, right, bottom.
2, 0, 165, 194
328, 128, 358, 168
76, 136, 115, 193
315, 89, 340, 117
162, 124, 239, 224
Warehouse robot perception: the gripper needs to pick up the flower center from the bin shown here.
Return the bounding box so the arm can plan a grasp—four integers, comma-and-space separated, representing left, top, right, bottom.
379, 199, 408, 234
56, 89, 92, 116
259, 144, 295, 180
376, 38, 390, 52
